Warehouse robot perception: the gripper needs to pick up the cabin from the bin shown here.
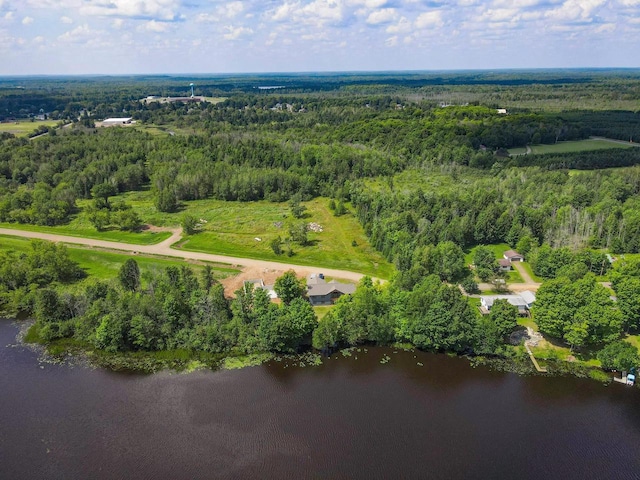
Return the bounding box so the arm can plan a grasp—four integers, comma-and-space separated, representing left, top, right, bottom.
498, 258, 512, 271
307, 274, 356, 306
503, 250, 524, 262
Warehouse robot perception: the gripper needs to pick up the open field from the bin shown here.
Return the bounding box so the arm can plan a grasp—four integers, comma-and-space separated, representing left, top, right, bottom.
0, 235, 239, 284
509, 138, 634, 156
121, 192, 394, 279
0, 119, 59, 136
0, 218, 172, 245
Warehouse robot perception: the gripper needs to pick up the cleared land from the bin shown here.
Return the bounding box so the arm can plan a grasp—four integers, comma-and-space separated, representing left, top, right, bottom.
509, 138, 637, 155
509, 138, 635, 156
123, 192, 394, 279
0, 220, 172, 245
0, 120, 59, 136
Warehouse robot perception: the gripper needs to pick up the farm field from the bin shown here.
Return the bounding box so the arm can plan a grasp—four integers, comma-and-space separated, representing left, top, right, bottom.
0, 119, 59, 136
508, 138, 634, 156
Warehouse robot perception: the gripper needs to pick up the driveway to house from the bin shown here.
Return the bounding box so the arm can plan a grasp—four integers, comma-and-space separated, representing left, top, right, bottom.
0, 227, 373, 283
512, 261, 537, 285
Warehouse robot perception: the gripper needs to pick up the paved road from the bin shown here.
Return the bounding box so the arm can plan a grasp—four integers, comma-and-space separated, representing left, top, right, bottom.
0, 227, 372, 283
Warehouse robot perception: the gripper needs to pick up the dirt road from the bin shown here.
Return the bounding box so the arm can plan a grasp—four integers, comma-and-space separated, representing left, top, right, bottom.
0, 227, 372, 283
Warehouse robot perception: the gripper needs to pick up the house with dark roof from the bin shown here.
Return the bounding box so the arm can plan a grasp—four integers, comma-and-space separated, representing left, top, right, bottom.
307, 274, 356, 306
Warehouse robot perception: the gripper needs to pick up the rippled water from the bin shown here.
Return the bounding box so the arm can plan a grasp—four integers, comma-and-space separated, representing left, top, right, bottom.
1, 319, 640, 479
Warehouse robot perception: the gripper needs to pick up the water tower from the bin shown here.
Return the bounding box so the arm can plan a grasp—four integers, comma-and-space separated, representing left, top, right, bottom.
190, 83, 194, 98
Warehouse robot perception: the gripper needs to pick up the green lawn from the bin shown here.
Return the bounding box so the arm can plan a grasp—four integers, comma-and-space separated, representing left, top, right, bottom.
464, 243, 524, 284
0, 235, 239, 284
0, 119, 59, 137
122, 192, 394, 279
509, 139, 634, 156
464, 243, 511, 265
313, 306, 333, 320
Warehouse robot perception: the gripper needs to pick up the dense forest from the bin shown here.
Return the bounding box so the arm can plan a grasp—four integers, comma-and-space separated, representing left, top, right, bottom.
2, 71, 640, 371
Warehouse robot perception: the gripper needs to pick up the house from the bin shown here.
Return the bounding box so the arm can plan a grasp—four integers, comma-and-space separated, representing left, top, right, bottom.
503, 250, 524, 262
496, 108, 508, 114
480, 291, 536, 315
307, 274, 356, 306
498, 258, 512, 271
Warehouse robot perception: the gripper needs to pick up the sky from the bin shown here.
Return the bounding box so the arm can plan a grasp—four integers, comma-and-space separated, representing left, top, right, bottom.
1, 0, 639, 75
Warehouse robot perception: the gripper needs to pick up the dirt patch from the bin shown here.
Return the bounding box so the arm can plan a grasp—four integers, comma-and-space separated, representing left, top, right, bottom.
221, 265, 314, 297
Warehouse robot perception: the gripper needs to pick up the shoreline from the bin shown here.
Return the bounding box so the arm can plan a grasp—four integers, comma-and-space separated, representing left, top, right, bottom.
9, 318, 625, 386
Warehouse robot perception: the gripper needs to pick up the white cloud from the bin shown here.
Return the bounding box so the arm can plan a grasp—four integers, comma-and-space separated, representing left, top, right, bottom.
545, 0, 606, 22
138, 20, 172, 32
619, 0, 640, 5
223, 25, 253, 40
219, 2, 245, 19
3, 11, 13, 21
79, 0, 181, 21
366, 7, 397, 24
58, 24, 94, 43
301, 0, 345, 25
60, 16, 73, 24
271, 2, 299, 21
386, 16, 411, 33
385, 35, 398, 46
112, 18, 124, 28
415, 11, 444, 29
22, 16, 34, 25
347, 0, 387, 7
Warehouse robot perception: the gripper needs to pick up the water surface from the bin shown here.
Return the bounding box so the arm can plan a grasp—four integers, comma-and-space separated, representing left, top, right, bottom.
1, 319, 639, 479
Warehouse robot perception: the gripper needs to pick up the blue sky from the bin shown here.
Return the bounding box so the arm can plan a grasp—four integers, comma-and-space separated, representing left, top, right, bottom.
1, 0, 639, 74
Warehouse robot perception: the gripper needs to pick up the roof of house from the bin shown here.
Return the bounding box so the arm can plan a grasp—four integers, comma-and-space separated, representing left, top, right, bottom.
481, 295, 529, 309
307, 275, 356, 297
504, 249, 523, 259
499, 258, 512, 267
103, 117, 132, 123
519, 290, 536, 305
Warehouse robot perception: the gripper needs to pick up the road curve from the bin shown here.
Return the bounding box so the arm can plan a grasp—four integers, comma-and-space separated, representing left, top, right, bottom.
0, 227, 374, 283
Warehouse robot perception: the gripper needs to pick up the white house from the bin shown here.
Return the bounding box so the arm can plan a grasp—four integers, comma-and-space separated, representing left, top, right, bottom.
480, 291, 536, 315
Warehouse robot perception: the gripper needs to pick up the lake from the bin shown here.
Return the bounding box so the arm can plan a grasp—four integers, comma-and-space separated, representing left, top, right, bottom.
1, 318, 640, 479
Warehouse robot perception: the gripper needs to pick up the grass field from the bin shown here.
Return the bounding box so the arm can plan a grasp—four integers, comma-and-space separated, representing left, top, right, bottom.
0, 217, 172, 245
122, 192, 394, 279
509, 138, 634, 156
0, 119, 59, 137
0, 235, 239, 284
